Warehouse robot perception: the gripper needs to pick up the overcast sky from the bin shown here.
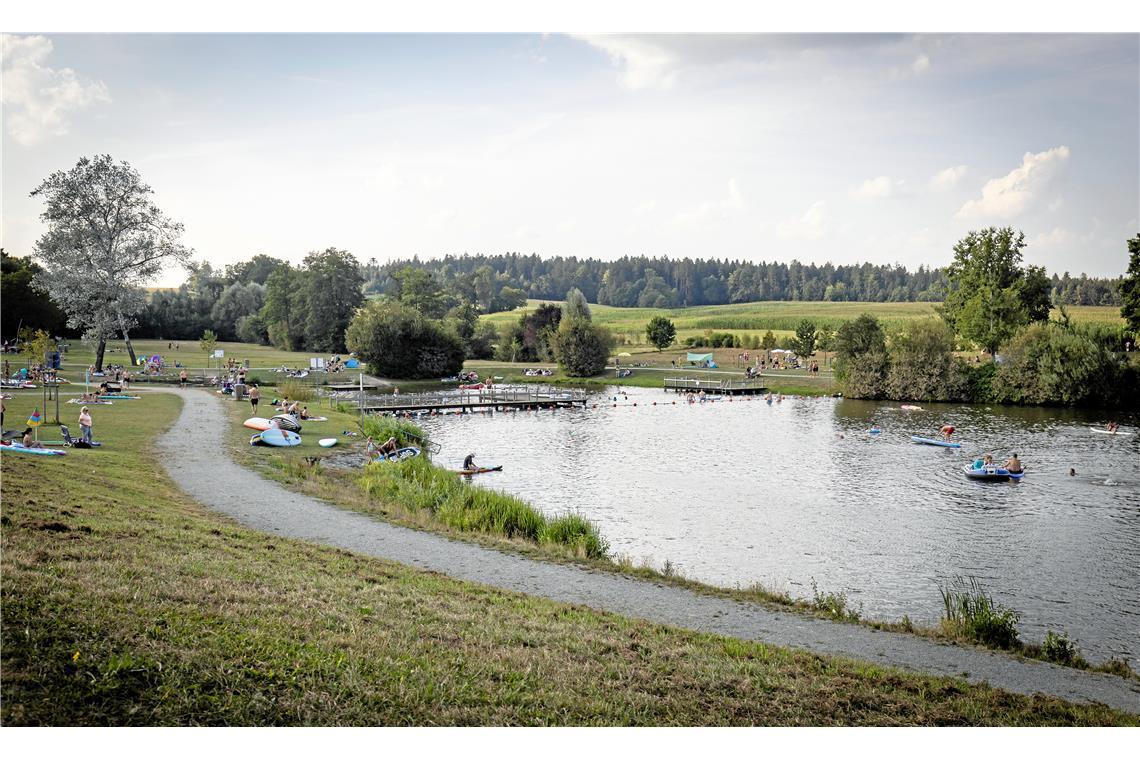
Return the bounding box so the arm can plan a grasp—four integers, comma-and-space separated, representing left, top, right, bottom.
2, 32, 1137, 284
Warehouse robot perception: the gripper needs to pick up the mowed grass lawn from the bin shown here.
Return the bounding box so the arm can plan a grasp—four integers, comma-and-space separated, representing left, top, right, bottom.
481, 300, 1124, 347
3, 389, 1135, 725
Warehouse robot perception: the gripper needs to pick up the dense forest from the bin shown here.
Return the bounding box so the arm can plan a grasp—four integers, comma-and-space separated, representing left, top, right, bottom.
358, 253, 1123, 309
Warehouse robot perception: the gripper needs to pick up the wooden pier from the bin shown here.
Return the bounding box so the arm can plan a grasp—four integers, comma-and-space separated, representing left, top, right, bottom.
663, 377, 767, 395
355, 385, 588, 414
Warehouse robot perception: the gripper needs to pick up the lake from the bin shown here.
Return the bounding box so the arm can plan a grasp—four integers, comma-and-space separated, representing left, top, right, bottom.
415, 385, 1140, 663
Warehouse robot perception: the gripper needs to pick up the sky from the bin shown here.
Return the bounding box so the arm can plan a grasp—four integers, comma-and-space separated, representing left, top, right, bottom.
2, 30, 1138, 285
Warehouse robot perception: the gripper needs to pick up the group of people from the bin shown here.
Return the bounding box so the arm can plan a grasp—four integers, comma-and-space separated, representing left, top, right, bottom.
972, 452, 1023, 474
365, 435, 401, 462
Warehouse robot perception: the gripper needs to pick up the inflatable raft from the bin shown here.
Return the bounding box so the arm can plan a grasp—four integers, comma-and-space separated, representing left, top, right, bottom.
963, 464, 1024, 482
372, 446, 420, 462
912, 436, 961, 448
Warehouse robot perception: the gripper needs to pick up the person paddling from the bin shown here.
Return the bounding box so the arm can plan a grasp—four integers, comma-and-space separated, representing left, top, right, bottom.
463, 452, 477, 471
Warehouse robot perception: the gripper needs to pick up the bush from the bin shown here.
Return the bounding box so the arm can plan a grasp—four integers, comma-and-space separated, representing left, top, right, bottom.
835, 315, 889, 399
884, 319, 965, 401
993, 323, 1129, 406
810, 579, 861, 622
345, 300, 465, 379
552, 318, 614, 377
1041, 631, 1087, 668
276, 379, 314, 402
539, 513, 609, 559
939, 576, 1021, 650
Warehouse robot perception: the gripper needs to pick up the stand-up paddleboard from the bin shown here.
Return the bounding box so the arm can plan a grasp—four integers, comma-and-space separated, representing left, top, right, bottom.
318, 438, 338, 448
911, 435, 961, 448
1090, 427, 1132, 436
98, 394, 140, 399
0, 442, 66, 456
900, 404, 923, 411
252, 428, 301, 447
244, 417, 276, 431
869, 428, 882, 435
271, 414, 302, 432
372, 446, 420, 462
455, 465, 503, 475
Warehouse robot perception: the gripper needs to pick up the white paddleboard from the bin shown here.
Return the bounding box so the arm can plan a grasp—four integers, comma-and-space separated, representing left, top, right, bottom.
318, 438, 338, 448
1090, 427, 1132, 436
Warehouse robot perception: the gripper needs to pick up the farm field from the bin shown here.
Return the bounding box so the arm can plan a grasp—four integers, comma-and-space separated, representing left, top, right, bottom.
481, 300, 1124, 347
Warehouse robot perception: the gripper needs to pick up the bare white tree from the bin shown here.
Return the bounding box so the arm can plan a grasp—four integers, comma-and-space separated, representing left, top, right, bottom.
31, 154, 192, 370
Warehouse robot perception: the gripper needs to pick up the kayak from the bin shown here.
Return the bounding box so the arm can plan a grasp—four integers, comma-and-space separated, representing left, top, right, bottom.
912, 436, 961, 448
963, 464, 1025, 482
455, 465, 503, 475
1090, 427, 1132, 436
372, 446, 420, 462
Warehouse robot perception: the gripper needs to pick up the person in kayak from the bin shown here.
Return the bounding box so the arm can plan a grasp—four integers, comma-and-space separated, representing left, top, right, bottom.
463, 452, 477, 470
940, 423, 955, 439
1004, 453, 1023, 474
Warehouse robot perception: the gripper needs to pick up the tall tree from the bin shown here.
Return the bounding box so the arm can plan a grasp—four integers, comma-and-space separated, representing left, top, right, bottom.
791, 319, 818, 357
30, 155, 192, 370
1121, 234, 1140, 336
562, 287, 592, 321
304, 248, 365, 352
262, 263, 308, 351
941, 227, 1040, 355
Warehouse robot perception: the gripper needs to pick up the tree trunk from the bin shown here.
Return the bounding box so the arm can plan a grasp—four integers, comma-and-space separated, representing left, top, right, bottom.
123, 331, 138, 367
95, 339, 107, 372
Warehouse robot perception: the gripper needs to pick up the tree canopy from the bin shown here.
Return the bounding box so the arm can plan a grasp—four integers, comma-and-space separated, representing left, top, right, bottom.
30, 154, 192, 369
345, 301, 465, 379
645, 316, 676, 351
1121, 234, 1140, 336
940, 227, 1049, 354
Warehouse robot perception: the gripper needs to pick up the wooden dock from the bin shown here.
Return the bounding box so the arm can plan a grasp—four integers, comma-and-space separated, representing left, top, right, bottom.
663, 377, 767, 395
357, 385, 587, 414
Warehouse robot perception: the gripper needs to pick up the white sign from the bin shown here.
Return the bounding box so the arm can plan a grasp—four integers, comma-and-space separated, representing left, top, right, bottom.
212, 349, 224, 358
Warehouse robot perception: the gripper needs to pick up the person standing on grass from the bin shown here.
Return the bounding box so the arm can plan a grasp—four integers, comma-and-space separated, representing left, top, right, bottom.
78, 406, 93, 444
179, 368, 188, 388
248, 384, 260, 412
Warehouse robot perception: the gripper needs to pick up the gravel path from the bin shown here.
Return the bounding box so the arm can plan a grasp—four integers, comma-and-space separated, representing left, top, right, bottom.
160, 388, 1140, 714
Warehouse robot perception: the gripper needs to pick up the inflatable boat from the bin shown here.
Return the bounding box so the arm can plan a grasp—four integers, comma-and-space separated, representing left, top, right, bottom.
962, 464, 1024, 482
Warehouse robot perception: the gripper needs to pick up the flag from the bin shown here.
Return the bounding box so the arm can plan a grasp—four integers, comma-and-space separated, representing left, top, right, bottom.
27, 407, 42, 427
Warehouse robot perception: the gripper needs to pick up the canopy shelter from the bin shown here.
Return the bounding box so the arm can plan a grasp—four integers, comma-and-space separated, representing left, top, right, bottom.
686, 352, 713, 363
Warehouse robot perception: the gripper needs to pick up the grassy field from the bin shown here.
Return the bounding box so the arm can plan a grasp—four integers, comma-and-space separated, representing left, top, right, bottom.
2, 388, 1135, 725
481, 300, 1124, 348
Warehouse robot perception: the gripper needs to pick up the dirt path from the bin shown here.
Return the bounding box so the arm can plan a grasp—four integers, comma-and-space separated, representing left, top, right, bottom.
159, 388, 1140, 714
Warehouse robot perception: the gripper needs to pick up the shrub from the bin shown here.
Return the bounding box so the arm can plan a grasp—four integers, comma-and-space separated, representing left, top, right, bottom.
993, 323, 1129, 406
810, 579, 861, 622
552, 318, 614, 377
276, 379, 314, 402
345, 300, 465, 379
884, 319, 965, 401
1041, 630, 1088, 668
835, 315, 889, 399
539, 513, 609, 559
939, 576, 1021, 650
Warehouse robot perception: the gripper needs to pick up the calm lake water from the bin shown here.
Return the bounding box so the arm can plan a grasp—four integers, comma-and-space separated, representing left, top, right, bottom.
415, 386, 1140, 662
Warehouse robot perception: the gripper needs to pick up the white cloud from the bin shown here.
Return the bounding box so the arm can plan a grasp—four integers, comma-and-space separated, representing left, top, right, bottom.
634, 200, 657, 216
776, 201, 826, 240
573, 35, 679, 90
912, 54, 930, 74
675, 178, 745, 226
851, 176, 902, 199
929, 165, 968, 191
957, 146, 1071, 219
1, 34, 109, 146
1031, 227, 1073, 247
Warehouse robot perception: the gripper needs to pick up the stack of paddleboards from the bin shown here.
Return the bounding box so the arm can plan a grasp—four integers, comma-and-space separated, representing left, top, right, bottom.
271, 413, 302, 433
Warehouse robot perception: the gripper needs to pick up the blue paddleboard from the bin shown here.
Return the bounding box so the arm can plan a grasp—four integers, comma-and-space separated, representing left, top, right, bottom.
911, 435, 961, 448
253, 428, 302, 447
